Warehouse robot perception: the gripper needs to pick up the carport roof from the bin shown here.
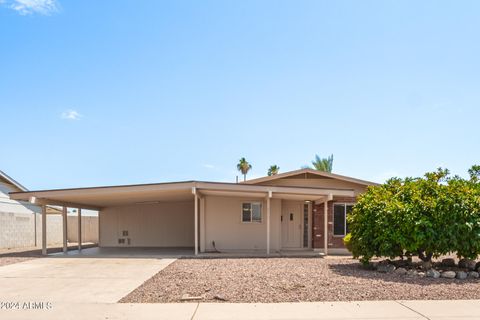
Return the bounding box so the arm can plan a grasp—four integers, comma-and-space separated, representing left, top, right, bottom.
9, 180, 355, 210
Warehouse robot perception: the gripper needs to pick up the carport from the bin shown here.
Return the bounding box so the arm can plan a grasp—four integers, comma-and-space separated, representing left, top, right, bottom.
9, 181, 354, 256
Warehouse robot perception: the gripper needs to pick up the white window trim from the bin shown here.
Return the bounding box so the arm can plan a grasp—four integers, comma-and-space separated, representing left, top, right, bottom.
332, 203, 355, 237
241, 201, 263, 223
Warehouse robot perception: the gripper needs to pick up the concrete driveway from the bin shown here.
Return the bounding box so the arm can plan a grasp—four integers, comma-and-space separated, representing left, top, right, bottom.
0, 256, 174, 303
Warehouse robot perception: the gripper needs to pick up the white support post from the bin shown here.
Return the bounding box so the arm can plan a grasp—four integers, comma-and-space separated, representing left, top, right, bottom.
324, 200, 328, 256
41, 205, 47, 255
194, 193, 199, 256
307, 202, 312, 249
266, 191, 272, 255
199, 197, 206, 253
78, 208, 82, 251
34, 209, 37, 247
62, 206, 68, 253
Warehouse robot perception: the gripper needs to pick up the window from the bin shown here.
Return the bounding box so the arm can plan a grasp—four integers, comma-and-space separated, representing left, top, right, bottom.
242, 202, 262, 223
303, 203, 309, 248
333, 203, 354, 236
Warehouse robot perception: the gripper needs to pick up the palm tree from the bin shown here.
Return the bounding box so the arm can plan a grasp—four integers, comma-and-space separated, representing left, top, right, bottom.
267, 165, 280, 176
310, 154, 333, 173
237, 157, 252, 181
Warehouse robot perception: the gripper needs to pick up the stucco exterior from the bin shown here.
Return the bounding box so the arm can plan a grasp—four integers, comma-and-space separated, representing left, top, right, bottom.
10, 168, 377, 255
203, 196, 283, 252
255, 177, 367, 196
98, 196, 312, 252
99, 201, 194, 247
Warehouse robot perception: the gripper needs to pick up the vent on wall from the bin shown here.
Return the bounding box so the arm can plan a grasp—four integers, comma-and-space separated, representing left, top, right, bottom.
118, 238, 125, 244
122, 230, 129, 236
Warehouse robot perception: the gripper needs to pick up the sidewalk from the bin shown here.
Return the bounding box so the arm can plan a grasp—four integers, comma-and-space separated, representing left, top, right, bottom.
1, 300, 480, 320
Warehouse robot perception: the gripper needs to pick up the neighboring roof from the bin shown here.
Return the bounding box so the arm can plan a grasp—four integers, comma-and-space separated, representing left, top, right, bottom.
0, 170, 28, 191
242, 168, 379, 186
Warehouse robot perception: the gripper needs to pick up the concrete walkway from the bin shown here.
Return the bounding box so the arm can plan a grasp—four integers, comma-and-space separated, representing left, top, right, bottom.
54, 246, 330, 259
1, 300, 480, 319
0, 257, 175, 303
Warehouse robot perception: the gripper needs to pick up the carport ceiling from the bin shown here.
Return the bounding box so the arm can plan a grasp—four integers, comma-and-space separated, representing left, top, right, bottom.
10, 181, 196, 208
45, 188, 196, 207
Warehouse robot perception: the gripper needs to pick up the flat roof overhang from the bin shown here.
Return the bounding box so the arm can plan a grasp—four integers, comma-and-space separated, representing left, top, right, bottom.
9, 180, 355, 210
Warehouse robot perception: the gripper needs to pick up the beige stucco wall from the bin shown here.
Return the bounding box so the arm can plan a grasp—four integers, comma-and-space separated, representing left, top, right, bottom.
67, 216, 99, 244
259, 178, 368, 196
203, 196, 282, 252
99, 201, 194, 247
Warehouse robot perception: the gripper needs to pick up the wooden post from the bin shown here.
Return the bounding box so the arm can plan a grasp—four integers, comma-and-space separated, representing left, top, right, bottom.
199, 197, 205, 253
62, 206, 68, 253
324, 200, 328, 255
266, 198, 271, 254
78, 208, 82, 251
34, 209, 37, 247
41, 205, 47, 255
266, 191, 272, 255
194, 193, 198, 256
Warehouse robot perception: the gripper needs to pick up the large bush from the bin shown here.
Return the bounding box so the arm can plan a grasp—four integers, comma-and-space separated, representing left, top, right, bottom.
348, 166, 480, 264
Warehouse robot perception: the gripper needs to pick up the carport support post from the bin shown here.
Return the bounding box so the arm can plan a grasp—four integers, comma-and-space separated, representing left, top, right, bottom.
266, 191, 272, 255
324, 194, 333, 256
323, 200, 328, 255
194, 192, 199, 256
77, 208, 82, 251
62, 206, 68, 253
41, 205, 47, 255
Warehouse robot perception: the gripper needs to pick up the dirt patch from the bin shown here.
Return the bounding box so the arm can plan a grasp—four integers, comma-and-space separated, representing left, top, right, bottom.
0, 244, 97, 267
120, 257, 480, 303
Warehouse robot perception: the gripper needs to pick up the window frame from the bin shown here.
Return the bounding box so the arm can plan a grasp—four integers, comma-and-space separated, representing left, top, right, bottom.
241, 202, 263, 223
332, 203, 355, 237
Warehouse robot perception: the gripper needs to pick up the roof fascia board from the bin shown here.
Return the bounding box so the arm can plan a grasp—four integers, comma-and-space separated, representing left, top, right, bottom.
243, 168, 379, 186
10, 181, 196, 201
195, 182, 354, 197
0, 170, 28, 191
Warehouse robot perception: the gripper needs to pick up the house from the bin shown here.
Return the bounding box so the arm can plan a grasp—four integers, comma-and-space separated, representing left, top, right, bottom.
0, 170, 62, 249
1, 170, 99, 250
9, 169, 377, 255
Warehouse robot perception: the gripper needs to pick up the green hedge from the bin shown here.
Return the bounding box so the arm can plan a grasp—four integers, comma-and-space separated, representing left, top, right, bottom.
347, 166, 480, 264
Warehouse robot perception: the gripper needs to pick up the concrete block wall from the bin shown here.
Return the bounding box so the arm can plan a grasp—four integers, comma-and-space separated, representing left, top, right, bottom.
0, 212, 98, 249
0, 211, 63, 249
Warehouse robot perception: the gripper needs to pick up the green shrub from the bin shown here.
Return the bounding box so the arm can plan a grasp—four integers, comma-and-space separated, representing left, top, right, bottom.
348, 166, 480, 264
343, 233, 353, 253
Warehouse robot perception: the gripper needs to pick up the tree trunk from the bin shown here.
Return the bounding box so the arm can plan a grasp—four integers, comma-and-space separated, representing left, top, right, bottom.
418, 250, 433, 262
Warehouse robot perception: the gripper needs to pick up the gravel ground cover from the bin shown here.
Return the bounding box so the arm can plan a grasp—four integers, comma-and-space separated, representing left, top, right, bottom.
0, 243, 97, 267
120, 257, 480, 303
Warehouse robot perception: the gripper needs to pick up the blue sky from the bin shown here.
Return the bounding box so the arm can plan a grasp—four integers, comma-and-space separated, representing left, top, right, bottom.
1, 0, 479, 190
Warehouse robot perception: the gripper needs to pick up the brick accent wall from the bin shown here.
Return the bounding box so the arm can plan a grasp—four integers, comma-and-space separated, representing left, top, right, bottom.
312, 196, 357, 250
